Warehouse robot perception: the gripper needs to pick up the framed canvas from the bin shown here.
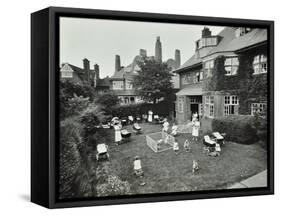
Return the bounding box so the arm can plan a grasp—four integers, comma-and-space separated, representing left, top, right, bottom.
31, 7, 274, 208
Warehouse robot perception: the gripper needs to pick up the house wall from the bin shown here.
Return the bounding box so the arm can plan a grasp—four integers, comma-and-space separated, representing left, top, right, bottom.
202, 44, 268, 116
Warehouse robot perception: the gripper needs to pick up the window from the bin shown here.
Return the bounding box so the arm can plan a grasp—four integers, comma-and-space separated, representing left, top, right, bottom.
204, 96, 214, 118
126, 80, 133, 90
224, 95, 239, 116
224, 57, 239, 76
204, 60, 214, 78
178, 97, 184, 113
190, 96, 202, 104
253, 54, 267, 75
251, 103, 267, 116
235, 27, 252, 37
112, 81, 124, 89
61, 71, 73, 78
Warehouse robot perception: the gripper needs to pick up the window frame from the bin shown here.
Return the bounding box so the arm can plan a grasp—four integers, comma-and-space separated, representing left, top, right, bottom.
224, 57, 239, 76
224, 95, 239, 116
253, 54, 267, 75
204, 95, 214, 118
251, 102, 267, 116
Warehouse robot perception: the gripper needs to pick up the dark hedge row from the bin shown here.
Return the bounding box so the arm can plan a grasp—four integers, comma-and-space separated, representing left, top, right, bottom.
212, 115, 258, 144
111, 101, 174, 119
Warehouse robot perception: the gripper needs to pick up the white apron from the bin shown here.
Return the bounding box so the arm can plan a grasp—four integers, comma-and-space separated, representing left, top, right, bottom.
148, 111, 153, 122
114, 125, 122, 142
192, 121, 200, 137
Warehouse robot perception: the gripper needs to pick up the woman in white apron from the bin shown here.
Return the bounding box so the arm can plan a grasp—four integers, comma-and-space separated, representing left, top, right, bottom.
192, 120, 200, 141
148, 110, 153, 123
114, 124, 122, 145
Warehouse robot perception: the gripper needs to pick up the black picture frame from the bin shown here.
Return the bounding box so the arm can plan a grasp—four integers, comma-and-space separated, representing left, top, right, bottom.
31, 6, 274, 209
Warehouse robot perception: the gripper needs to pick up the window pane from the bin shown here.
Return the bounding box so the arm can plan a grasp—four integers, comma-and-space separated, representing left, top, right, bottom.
225, 58, 231, 65
253, 55, 260, 64
232, 57, 239, 66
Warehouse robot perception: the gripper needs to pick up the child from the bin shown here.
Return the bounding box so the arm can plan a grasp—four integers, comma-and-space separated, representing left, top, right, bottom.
133, 156, 145, 186
173, 139, 179, 155
148, 110, 153, 123
192, 160, 199, 173
184, 139, 191, 152
192, 120, 200, 141
162, 119, 169, 133
171, 123, 178, 136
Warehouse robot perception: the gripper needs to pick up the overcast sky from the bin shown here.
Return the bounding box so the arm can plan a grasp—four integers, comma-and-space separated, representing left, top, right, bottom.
60, 17, 224, 78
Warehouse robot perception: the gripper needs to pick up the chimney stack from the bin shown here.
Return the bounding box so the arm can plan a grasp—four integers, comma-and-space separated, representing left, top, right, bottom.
94, 64, 100, 80
155, 36, 162, 63
175, 49, 181, 69
115, 55, 121, 72
202, 27, 212, 38
139, 49, 147, 58
83, 58, 90, 82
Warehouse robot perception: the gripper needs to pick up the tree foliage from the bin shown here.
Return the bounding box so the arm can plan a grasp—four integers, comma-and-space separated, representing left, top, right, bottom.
96, 91, 119, 115
59, 118, 83, 199
132, 59, 174, 104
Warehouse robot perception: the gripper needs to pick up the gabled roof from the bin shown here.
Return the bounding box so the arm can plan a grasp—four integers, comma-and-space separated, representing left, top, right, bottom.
175, 54, 202, 72
174, 27, 267, 73
206, 27, 267, 56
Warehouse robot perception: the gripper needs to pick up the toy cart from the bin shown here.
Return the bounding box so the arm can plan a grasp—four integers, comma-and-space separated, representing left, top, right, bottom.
96, 143, 109, 161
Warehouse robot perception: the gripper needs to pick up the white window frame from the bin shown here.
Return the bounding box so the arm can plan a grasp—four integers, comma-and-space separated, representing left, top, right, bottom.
224, 95, 239, 116
253, 54, 267, 75
112, 81, 124, 90
251, 103, 267, 116
61, 71, 73, 78
224, 57, 239, 76
178, 96, 184, 113
204, 60, 214, 78
204, 95, 214, 118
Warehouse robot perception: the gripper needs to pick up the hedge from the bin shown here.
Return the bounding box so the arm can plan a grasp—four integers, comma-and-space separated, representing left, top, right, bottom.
212, 115, 258, 144
111, 101, 173, 119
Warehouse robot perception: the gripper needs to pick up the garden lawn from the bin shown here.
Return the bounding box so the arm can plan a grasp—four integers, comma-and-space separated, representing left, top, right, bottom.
92, 123, 267, 196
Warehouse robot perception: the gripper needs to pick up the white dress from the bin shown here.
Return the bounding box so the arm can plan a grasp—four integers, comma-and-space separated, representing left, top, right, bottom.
192, 121, 200, 137
114, 125, 122, 142
171, 125, 178, 136
148, 111, 153, 122
162, 121, 169, 133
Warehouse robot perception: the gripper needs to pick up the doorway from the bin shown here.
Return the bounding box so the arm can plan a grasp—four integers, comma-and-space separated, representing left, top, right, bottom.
190, 104, 199, 120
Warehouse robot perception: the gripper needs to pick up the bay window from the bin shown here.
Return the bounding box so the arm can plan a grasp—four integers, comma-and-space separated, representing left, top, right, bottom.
253, 54, 267, 75
224, 57, 239, 76
205, 95, 214, 118
224, 95, 239, 116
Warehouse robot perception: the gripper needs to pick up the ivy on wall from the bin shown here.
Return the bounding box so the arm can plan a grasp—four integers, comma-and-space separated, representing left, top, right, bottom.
202, 45, 268, 115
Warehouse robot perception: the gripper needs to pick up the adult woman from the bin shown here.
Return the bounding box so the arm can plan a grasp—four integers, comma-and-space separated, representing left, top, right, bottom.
192, 120, 200, 141
114, 123, 122, 145
148, 110, 153, 123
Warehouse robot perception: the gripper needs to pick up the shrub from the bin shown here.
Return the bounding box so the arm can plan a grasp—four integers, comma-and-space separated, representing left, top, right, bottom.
111, 100, 173, 119
59, 118, 83, 199
212, 115, 258, 144
96, 175, 131, 197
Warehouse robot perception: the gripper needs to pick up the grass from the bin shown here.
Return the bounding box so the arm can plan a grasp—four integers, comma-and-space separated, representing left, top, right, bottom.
87, 123, 267, 197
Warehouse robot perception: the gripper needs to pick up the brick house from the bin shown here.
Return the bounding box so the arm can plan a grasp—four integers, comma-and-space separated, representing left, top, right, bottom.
109, 37, 181, 105
60, 58, 110, 92
174, 27, 268, 124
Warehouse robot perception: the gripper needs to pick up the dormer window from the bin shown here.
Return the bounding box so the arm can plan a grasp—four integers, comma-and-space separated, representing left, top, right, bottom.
196, 37, 218, 50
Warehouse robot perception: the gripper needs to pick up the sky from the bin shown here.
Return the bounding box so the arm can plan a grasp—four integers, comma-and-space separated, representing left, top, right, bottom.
60, 17, 224, 78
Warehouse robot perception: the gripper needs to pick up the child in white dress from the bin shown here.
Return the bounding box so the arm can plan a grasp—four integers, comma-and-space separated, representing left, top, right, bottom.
192, 120, 200, 141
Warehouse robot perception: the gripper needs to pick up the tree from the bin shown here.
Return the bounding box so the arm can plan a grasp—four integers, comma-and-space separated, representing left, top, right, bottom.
96, 91, 119, 115
132, 59, 174, 104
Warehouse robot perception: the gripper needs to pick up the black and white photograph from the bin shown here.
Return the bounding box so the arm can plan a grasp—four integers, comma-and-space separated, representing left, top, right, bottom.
58, 16, 269, 200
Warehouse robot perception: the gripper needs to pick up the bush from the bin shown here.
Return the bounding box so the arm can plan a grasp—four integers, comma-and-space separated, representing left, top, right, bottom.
96, 175, 131, 197
59, 118, 83, 199
111, 100, 173, 119
212, 115, 258, 144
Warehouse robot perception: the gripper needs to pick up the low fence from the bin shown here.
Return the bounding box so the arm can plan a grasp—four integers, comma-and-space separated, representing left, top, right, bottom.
146, 131, 175, 153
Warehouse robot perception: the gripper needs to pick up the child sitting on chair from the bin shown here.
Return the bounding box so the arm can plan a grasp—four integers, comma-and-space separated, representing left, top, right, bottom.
162, 119, 169, 133
133, 156, 144, 177
184, 139, 191, 152
173, 139, 179, 155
